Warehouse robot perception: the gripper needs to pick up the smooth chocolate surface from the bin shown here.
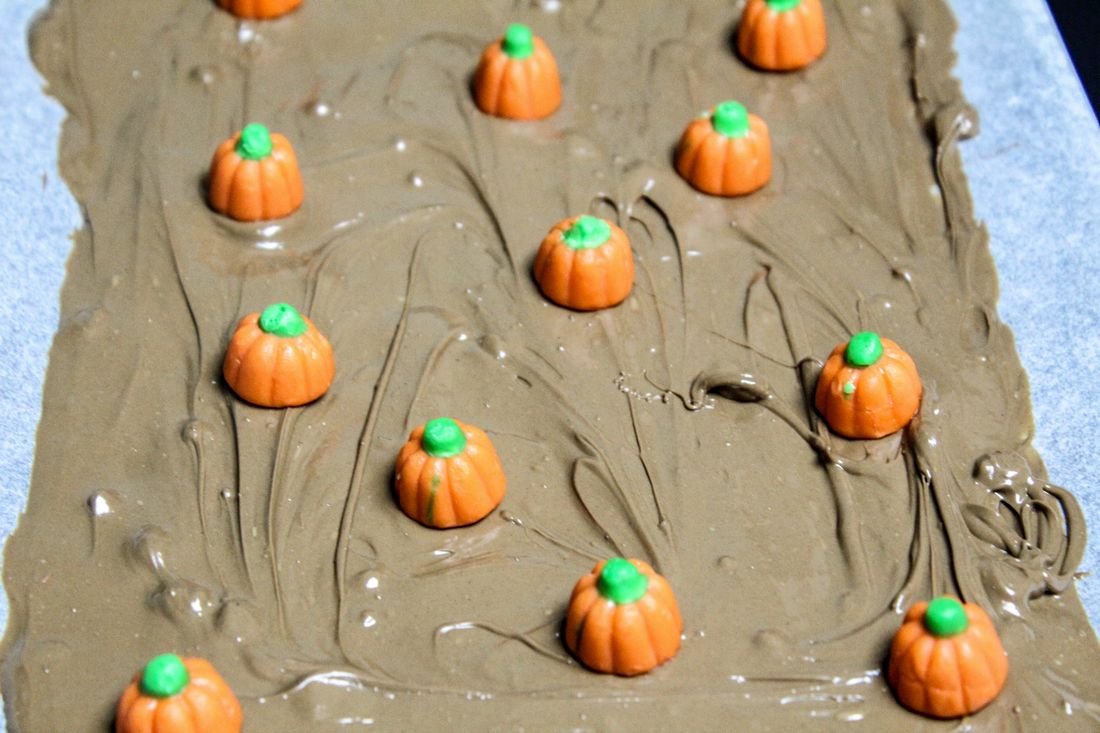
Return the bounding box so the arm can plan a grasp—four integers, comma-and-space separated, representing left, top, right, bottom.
4, 0, 1099, 729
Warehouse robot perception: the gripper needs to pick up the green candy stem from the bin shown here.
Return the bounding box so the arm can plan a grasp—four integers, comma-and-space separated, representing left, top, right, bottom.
923, 597, 970, 637
711, 101, 751, 139
259, 303, 309, 338
597, 558, 649, 605
766, 0, 803, 11
562, 216, 612, 250
236, 123, 274, 161
502, 23, 535, 60
422, 417, 468, 458
140, 654, 190, 698
845, 331, 884, 367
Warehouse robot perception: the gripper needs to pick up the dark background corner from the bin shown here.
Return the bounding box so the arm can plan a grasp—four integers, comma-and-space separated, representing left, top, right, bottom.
1046, 0, 1100, 116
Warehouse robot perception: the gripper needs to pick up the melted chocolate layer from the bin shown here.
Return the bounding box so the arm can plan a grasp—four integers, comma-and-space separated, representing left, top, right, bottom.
4, 0, 1099, 729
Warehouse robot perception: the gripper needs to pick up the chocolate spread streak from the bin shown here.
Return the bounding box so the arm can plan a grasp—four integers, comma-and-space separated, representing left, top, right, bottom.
5, 0, 1099, 729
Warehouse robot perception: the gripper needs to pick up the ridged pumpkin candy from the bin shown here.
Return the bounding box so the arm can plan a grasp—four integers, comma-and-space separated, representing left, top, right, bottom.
675, 101, 772, 197
533, 215, 634, 311
395, 418, 507, 528
116, 654, 242, 733
814, 331, 921, 439
208, 123, 304, 222
223, 303, 335, 408
215, 0, 302, 21
473, 23, 561, 120
565, 558, 682, 676
888, 597, 1009, 718
737, 0, 827, 72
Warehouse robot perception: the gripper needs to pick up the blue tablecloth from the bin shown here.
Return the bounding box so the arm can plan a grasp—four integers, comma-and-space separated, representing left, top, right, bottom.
1, 0, 1098, 723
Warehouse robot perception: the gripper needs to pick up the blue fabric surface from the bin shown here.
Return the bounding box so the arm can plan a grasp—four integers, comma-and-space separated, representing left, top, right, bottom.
0, 0, 81, 639
0, 0, 1097, 723
952, 0, 1100, 622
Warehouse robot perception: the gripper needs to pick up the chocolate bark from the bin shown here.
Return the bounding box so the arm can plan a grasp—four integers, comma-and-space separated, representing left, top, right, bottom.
4, 0, 1098, 729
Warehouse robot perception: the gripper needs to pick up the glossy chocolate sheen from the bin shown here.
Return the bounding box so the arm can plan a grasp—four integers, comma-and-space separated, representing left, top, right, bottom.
4, 0, 1099, 729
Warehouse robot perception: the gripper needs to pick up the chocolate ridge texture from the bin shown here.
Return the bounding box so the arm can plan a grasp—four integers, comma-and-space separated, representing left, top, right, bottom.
3, 0, 1099, 729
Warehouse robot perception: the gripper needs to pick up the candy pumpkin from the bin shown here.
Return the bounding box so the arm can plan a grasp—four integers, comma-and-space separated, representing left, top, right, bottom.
814, 331, 921, 439
215, 0, 302, 20
888, 597, 1008, 718
565, 558, 682, 676
116, 653, 242, 733
222, 303, 335, 408
473, 23, 561, 120
208, 123, 304, 222
675, 101, 772, 197
737, 0, 827, 71
395, 418, 507, 528
533, 215, 634, 311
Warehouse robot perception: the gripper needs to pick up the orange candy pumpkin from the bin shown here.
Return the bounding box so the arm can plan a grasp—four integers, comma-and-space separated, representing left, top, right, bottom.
208, 123, 304, 222
814, 331, 922, 439
675, 101, 772, 197
565, 558, 682, 676
474, 23, 561, 120
116, 654, 242, 733
215, 0, 302, 20
737, 0, 827, 71
533, 215, 634, 311
888, 597, 1009, 718
395, 418, 507, 528
223, 303, 335, 408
